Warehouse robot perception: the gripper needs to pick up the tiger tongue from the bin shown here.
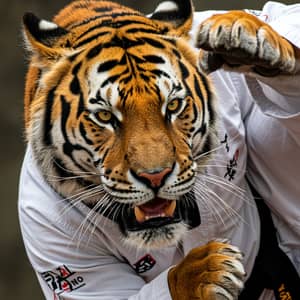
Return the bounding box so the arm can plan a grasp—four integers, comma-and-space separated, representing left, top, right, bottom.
134, 198, 176, 223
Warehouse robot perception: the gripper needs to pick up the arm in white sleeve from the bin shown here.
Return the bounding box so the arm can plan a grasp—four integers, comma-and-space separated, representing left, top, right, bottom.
262, 1, 300, 48
244, 2, 300, 135
18, 149, 172, 300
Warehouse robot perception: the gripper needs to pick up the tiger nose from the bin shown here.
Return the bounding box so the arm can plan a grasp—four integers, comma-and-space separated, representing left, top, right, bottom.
138, 167, 172, 189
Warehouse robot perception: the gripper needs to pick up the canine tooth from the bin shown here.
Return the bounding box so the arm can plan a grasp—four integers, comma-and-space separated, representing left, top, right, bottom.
134, 206, 146, 223
165, 200, 176, 217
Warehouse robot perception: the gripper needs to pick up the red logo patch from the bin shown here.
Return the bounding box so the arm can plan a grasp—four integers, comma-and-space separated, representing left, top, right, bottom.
41, 265, 85, 297
133, 254, 156, 274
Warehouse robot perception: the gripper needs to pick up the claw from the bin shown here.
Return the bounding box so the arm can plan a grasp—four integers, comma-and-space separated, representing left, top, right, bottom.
196, 11, 297, 75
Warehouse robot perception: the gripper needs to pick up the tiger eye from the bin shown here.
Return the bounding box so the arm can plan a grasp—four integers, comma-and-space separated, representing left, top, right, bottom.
98, 110, 112, 123
167, 99, 180, 112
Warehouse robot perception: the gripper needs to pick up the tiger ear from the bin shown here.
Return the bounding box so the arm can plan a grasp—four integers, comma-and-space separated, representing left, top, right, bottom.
150, 0, 194, 36
22, 13, 72, 63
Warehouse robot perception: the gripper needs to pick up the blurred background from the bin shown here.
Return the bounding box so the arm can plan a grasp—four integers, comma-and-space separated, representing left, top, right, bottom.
0, 0, 298, 299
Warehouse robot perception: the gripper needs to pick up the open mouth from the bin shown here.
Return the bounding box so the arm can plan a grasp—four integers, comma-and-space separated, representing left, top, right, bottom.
134, 198, 177, 223
88, 193, 201, 233
120, 194, 201, 233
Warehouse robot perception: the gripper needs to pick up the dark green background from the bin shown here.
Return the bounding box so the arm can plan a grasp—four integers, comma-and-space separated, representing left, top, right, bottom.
0, 0, 297, 299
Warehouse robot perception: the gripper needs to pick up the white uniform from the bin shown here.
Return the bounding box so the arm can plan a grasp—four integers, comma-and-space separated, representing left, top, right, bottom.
18, 2, 300, 300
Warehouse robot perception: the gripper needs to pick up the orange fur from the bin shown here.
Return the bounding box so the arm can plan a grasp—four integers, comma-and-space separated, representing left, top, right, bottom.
22, 2, 253, 299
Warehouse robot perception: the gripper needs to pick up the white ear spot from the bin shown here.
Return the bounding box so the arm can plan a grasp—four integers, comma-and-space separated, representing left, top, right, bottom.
154, 1, 179, 13
39, 20, 58, 31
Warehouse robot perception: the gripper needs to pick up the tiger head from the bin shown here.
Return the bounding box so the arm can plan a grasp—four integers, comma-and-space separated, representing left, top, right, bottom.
22, 0, 216, 249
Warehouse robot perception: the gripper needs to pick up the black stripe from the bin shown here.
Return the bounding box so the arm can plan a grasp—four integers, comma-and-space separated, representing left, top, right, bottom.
101, 74, 123, 88
98, 59, 120, 72
194, 134, 211, 159
178, 61, 190, 79
60, 96, 71, 144
117, 36, 145, 49
101, 147, 110, 162
69, 12, 142, 29
198, 72, 211, 100
143, 55, 165, 64
86, 43, 102, 59
84, 35, 146, 52
198, 72, 214, 125
74, 31, 110, 48
193, 75, 205, 129
120, 74, 133, 85
79, 122, 93, 145
70, 76, 80, 95
77, 94, 85, 118
191, 102, 199, 125
72, 62, 82, 75
103, 18, 150, 29
43, 88, 55, 146
125, 27, 159, 34
68, 52, 81, 62
93, 6, 114, 13
60, 96, 93, 171
76, 23, 109, 40
142, 37, 165, 49
70, 62, 82, 95
150, 69, 170, 78
172, 49, 181, 58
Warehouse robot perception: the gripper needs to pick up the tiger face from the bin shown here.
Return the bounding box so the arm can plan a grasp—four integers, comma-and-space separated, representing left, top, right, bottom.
23, 0, 216, 249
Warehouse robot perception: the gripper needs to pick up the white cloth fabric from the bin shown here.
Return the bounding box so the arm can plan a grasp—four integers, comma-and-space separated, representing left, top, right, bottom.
18, 2, 300, 299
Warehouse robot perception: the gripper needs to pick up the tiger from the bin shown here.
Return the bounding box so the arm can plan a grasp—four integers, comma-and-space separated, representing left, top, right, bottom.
22, 0, 298, 299
23, 0, 214, 249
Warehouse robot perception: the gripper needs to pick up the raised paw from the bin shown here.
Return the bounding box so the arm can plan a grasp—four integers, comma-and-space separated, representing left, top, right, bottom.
196, 11, 297, 76
168, 240, 245, 300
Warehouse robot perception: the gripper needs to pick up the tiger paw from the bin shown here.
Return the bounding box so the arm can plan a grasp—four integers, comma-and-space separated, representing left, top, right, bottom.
196, 11, 297, 76
168, 240, 245, 300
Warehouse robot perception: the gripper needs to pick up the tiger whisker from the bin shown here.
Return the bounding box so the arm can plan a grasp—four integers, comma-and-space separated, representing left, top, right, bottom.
79, 197, 111, 245
197, 182, 243, 218
202, 176, 255, 209
81, 196, 125, 247
199, 172, 249, 196
193, 132, 240, 161
46, 173, 103, 182
100, 201, 123, 229
193, 179, 248, 226
56, 185, 105, 220
73, 194, 112, 248
196, 164, 229, 168
196, 163, 246, 173
60, 184, 103, 203
192, 185, 227, 225
194, 188, 237, 226
51, 157, 100, 176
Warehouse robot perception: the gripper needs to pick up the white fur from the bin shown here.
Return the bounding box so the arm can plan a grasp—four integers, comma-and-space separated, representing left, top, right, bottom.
88, 65, 123, 127
39, 19, 58, 31
154, 1, 179, 13
124, 223, 188, 250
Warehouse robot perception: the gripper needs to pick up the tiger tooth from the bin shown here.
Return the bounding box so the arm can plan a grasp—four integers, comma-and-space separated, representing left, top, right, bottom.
165, 200, 176, 217
134, 200, 176, 223
134, 206, 146, 223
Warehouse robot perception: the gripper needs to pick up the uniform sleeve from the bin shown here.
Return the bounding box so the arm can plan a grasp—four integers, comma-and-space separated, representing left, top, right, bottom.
240, 4, 300, 268
263, 1, 300, 47
18, 149, 172, 300
244, 2, 300, 136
